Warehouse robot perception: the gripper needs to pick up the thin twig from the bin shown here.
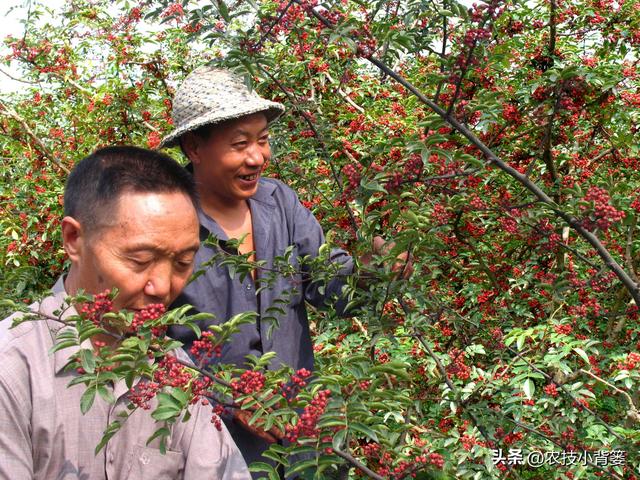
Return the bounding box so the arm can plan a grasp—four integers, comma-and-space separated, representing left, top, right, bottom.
0, 67, 40, 84
255, 0, 295, 50
579, 368, 640, 424
332, 448, 385, 480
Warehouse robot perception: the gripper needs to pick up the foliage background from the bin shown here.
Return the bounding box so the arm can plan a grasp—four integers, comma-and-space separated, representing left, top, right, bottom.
1, 0, 640, 478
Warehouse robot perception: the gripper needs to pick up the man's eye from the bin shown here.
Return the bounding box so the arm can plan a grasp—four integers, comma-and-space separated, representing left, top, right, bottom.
233, 141, 248, 148
259, 135, 270, 143
175, 258, 194, 269
130, 258, 152, 267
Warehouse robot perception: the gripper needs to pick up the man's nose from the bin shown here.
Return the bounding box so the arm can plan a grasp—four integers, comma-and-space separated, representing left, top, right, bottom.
143, 263, 172, 304
245, 143, 266, 167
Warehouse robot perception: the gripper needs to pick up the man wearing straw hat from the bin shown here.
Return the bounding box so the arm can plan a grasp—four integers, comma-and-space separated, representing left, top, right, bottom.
161, 66, 410, 472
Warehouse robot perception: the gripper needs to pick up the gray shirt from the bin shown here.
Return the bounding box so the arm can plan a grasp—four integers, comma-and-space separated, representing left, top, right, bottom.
168, 178, 353, 372
0, 280, 250, 480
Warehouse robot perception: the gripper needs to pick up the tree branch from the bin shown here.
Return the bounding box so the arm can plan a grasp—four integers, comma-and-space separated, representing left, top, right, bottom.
579, 368, 640, 425
332, 448, 385, 480
0, 100, 70, 174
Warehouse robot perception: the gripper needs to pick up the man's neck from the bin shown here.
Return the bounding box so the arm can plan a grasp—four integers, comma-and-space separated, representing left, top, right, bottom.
200, 194, 250, 226
63, 268, 80, 296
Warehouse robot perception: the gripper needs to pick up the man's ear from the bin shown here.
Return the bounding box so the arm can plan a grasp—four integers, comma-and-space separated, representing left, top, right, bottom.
61, 216, 84, 262
181, 132, 201, 165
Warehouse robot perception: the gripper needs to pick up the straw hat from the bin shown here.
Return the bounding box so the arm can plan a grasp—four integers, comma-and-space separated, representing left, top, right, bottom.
159, 66, 285, 149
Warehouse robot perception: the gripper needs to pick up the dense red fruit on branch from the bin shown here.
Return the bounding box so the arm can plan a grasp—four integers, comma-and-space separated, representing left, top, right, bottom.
231, 370, 267, 396
285, 389, 331, 442
79, 290, 113, 326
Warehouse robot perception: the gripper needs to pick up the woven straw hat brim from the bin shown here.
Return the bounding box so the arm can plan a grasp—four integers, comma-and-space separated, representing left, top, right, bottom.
159, 102, 284, 149
158, 66, 286, 150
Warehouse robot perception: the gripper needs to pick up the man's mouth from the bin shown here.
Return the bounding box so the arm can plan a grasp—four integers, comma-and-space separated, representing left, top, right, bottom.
239, 173, 258, 181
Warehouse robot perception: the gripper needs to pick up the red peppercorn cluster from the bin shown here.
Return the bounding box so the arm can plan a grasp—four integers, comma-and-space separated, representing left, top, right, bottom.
356, 37, 377, 58
431, 203, 451, 225
190, 331, 222, 362
544, 383, 559, 397
554, 323, 573, 335
502, 103, 521, 122
281, 368, 312, 400
341, 163, 361, 191
503, 431, 524, 446
619, 352, 640, 371
403, 153, 423, 180
285, 388, 331, 442
498, 216, 519, 235
358, 380, 372, 390
129, 381, 161, 410
190, 376, 212, 404
210, 403, 225, 431
160, 2, 184, 18
154, 355, 192, 389
582, 186, 625, 231
388, 452, 444, 478
446, 349, 471, 380
463, 27, 492, 46
231, 370, 266, 396
80, 290, 113, 326
131, 303, 166, 332
385, 172, 403, 192
360, 442, 445, 477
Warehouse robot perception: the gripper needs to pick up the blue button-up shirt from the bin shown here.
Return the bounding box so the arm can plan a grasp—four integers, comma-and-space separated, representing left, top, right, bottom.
168, 178, 353, 373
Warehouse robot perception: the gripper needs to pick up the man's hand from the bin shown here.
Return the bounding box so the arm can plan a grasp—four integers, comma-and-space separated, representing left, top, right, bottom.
358, 236, 413, 283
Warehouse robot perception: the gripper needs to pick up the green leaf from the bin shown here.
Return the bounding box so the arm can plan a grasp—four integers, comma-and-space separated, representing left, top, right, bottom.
523, 379, 535, 400
573, 347, 590, 365
96, 384, 115, 404
285, 458, 319, 476
80, 386, 97, 414
152, 406, 181, 421
50, 339, 79, 353
79, 348, 96, 374
171, 387, 189, 407
146, 426, 171, 447
95, 420, 122, 454
332, 428, 347, 450
249, 462, 278, 474
350, 422, 379, 442
370, 361, 411, 379
79, 327, 107, 343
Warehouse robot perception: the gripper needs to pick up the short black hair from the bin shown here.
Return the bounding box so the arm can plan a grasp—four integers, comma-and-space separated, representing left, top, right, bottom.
64, 146, 198, 232
178, 122, 220, 161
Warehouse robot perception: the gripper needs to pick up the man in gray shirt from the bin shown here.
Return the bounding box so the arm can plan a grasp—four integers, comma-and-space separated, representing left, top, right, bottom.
160, 67, 355, 471
0, 146, 250, 479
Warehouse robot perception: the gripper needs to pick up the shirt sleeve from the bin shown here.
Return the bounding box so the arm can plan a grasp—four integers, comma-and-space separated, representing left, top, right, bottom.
0, 374, 33, 479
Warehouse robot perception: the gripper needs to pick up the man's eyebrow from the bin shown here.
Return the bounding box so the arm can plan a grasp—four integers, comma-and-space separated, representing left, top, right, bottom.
124, 243, 200, 255
231, 126, 269, 136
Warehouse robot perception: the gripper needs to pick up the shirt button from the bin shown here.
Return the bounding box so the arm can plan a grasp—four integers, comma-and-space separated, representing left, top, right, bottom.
246, 284, 252, 290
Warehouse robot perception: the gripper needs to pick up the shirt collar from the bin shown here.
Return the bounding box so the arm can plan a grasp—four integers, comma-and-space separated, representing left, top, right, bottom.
197, 178, 277, 240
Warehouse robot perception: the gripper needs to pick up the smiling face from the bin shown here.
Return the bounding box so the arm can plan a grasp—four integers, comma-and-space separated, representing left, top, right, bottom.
63, 190, 200, 312
185, 112, 271, 208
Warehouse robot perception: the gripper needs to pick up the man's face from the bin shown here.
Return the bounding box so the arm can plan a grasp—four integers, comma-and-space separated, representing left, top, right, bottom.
72, 190, 200, 311
190, 112, 271, 204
